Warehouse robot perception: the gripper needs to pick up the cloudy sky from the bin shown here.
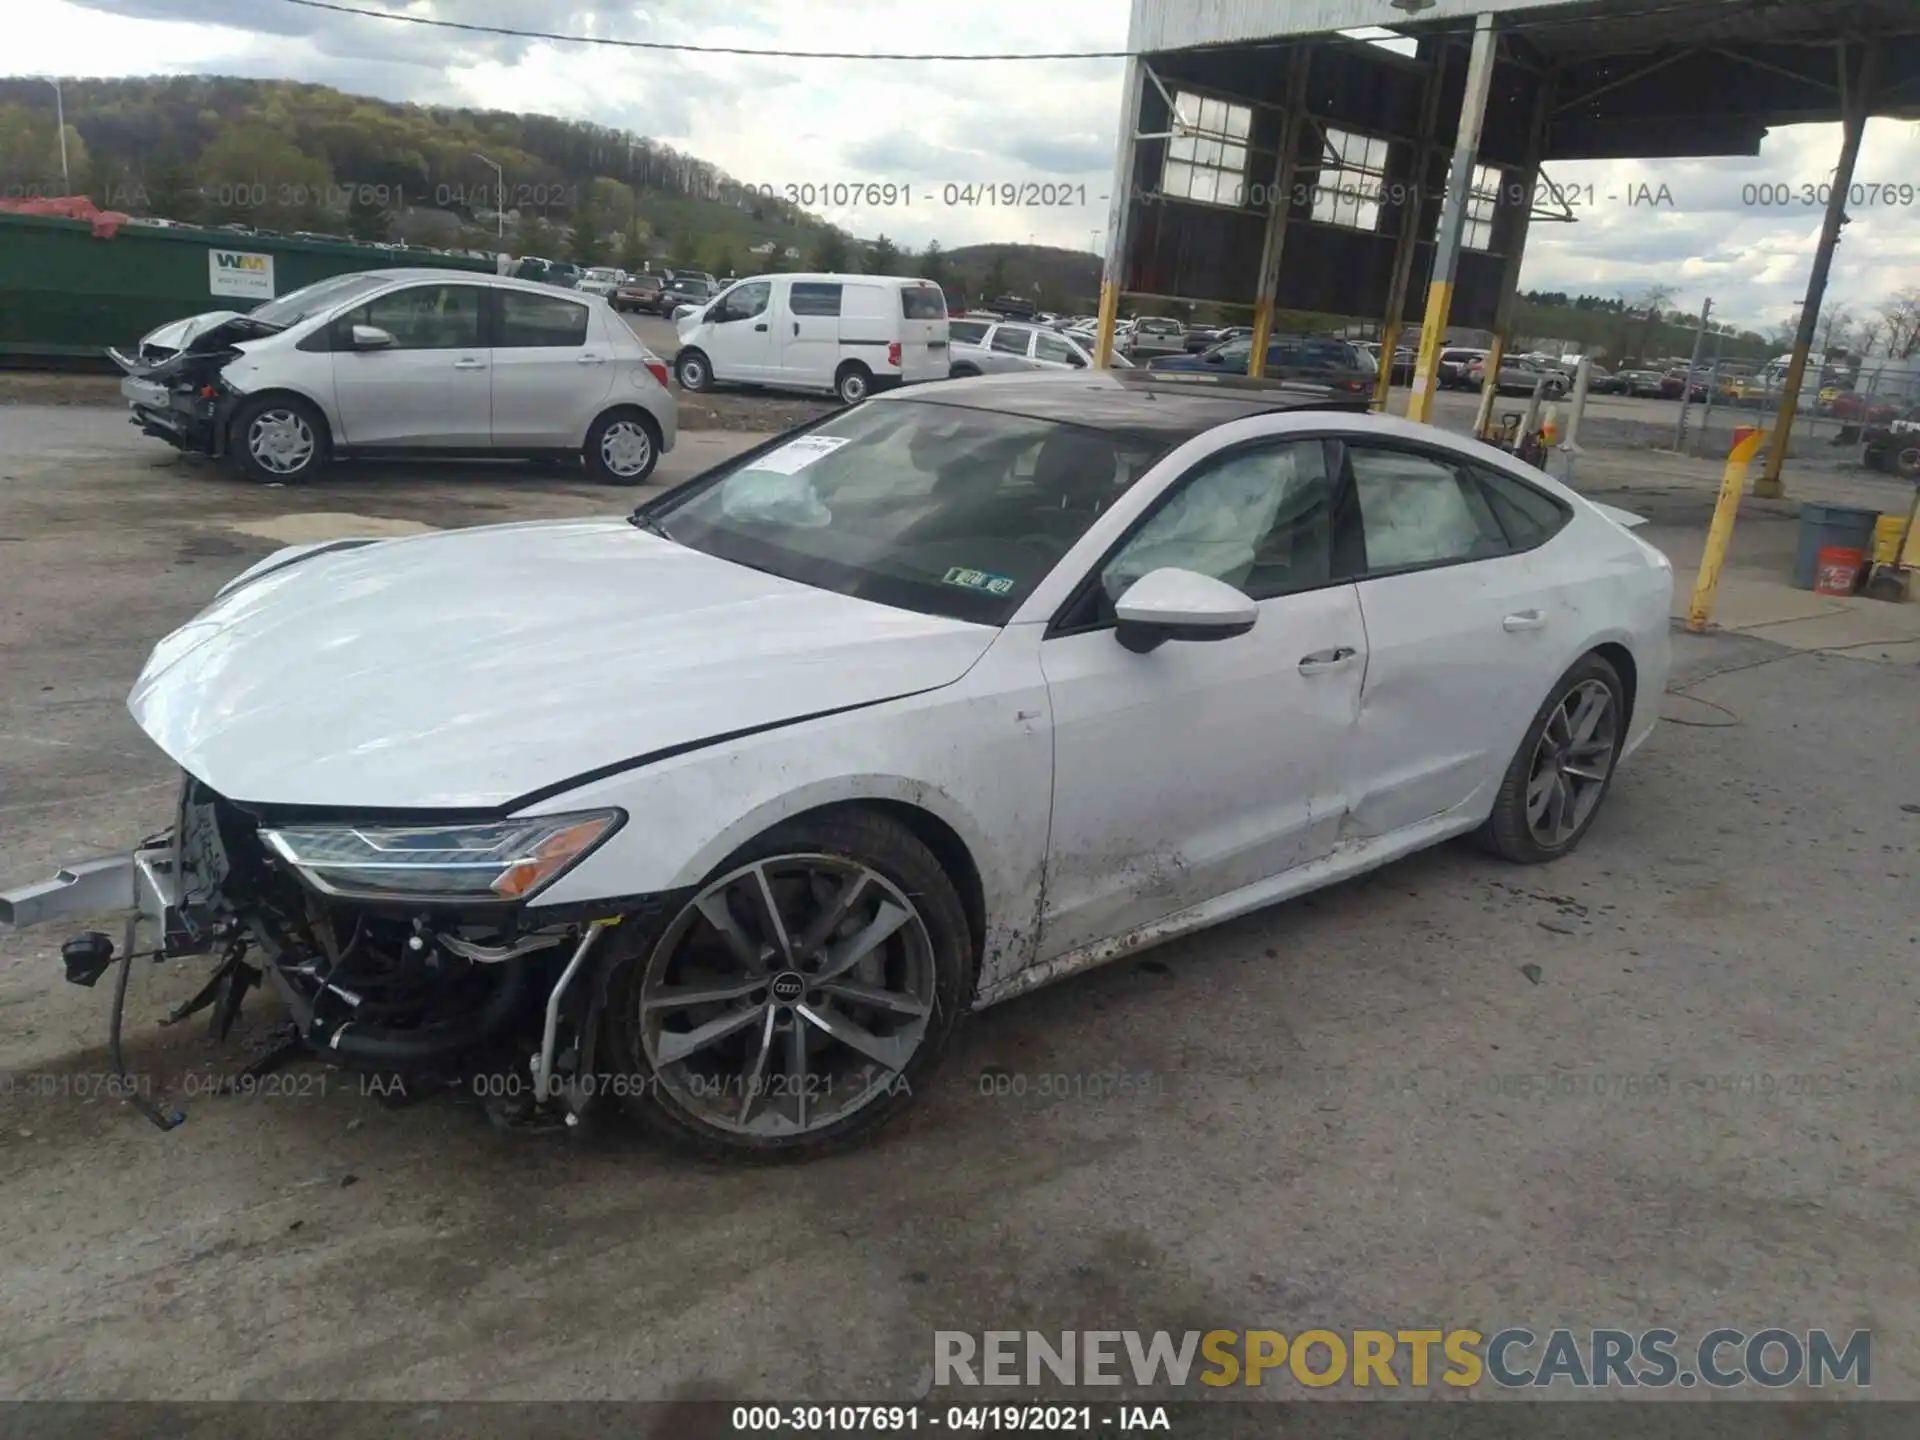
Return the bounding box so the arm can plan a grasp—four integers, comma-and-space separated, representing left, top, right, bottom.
13, 0, 1920, 334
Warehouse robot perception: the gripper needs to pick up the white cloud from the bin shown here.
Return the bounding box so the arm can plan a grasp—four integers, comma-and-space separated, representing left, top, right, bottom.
11, 1, 1920, 334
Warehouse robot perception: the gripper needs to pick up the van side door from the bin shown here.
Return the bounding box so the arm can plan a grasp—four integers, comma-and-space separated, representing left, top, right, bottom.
779, 280, 843, 387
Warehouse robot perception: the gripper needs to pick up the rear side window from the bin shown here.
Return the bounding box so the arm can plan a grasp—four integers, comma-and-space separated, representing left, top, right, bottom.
949, 320, 989, 345
498, 290, 589, 347
901, 285, 946, 319
1344, 444, 1510, 573
991, 327, 1033, 356
790, 282, 842, 317
1470, 465, 1571, 550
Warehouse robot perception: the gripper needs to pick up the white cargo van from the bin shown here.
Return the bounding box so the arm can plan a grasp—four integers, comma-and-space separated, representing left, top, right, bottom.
672, 273, 949, 404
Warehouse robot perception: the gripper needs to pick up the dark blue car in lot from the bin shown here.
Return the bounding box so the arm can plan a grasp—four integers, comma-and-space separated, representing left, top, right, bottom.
1149, 334, 1376, 395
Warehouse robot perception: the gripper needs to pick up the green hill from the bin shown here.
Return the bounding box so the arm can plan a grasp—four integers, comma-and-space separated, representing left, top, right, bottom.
0, 75, 855, 274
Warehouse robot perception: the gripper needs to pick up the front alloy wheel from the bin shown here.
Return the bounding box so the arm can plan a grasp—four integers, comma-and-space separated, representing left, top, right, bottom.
604, 811, 973, 1159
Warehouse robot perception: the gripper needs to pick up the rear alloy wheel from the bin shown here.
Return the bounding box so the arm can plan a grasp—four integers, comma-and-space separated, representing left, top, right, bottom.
603, 810, 973, 1161
232, 395, 325, 482
1896, 443, 1920, 481
835, 363, 872, 405
1477, 655, 1625, 863
585, 410, 659, 483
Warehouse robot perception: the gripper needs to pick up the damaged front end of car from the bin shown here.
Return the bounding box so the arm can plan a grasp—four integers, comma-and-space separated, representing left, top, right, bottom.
1, 777, 657, 1133
106, 314, 269, 457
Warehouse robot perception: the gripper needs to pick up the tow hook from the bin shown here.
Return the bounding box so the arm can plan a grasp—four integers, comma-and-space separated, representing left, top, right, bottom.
61, 931, 118, 987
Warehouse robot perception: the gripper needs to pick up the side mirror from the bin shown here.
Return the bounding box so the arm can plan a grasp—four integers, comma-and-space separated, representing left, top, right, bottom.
1112, 568, 1258, 654
350, 324, 394, 349
1067, 352, 1087, 369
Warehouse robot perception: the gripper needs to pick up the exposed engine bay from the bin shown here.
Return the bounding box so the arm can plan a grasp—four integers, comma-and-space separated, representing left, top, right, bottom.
74, 774, 639, 1132
106, 313, 273, 457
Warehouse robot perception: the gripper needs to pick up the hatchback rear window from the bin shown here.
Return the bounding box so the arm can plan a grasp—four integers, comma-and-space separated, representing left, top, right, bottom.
901, 285, 947, 320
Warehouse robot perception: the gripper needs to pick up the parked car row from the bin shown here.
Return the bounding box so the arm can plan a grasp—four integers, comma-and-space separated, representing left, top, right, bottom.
1146, 334, 1377, 395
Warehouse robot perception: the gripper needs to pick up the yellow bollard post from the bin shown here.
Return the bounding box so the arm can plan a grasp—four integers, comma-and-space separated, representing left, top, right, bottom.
1685, 425, 1769, 633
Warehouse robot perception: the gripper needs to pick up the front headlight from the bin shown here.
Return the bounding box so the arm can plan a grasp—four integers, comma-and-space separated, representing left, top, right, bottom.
259, 810, 622, 902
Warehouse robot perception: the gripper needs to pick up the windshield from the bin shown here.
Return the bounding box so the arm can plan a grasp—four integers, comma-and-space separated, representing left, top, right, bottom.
246, 272, 389, 329
642, 400, 1171, 625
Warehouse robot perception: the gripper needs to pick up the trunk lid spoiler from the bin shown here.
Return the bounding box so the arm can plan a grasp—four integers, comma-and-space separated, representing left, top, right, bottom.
1590, 501, 1650, 530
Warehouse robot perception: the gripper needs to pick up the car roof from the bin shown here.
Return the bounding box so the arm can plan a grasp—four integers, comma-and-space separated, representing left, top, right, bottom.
879, 369, 1369, 439
350, 267, 596, 299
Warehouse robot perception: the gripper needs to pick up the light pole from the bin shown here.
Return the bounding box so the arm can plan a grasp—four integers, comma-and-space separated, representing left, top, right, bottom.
471, 152, 503, 241
46, 78, 70, 196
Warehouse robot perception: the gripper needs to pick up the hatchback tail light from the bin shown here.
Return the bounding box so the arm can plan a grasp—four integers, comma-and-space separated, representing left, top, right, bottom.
645, 360, 670, 388
887, 341, 901, 368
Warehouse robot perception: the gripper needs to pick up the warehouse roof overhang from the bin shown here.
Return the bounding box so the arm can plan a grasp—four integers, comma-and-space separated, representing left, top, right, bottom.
1113, 0, 1920, 322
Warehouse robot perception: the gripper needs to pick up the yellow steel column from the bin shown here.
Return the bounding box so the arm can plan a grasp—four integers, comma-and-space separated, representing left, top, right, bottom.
1374, 42, 1447, 412
1755, 43, 1877, 498
1407, 12, 1497, 425
1094, 55, 1145, 370
1472, 334, 1507, 439
1248, 48, 1312, 380
1686, 425, 1769, 632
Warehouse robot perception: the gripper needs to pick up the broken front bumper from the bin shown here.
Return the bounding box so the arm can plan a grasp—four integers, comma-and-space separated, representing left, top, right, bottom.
0, 837, 207, 958
115, 370, 226, 456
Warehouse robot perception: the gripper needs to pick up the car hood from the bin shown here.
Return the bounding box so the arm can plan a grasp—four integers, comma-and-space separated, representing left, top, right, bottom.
128, 518, 998, 811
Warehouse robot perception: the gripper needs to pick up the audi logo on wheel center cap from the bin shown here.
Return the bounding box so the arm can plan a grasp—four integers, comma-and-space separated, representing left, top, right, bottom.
769, 971, 806, 1004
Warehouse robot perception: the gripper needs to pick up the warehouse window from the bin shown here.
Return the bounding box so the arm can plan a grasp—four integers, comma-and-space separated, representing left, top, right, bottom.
1461, 164, 1502, 250
1160, 91, 1253, 208
1311, 127, 1388, 231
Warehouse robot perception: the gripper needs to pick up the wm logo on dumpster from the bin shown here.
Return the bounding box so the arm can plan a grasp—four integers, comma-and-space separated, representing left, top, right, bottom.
215, 253, 268, 272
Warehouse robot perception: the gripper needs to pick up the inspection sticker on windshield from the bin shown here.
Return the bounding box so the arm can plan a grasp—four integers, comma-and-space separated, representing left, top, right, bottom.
942, 566, 1017, 596
747, 434, 850, 475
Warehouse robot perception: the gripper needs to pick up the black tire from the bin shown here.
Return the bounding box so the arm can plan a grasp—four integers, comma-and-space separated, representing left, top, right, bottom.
950, 363, 981, 379
600, 808, 975, 1163
676, 349, 714, 392
835, 362, 873, 405
583, 408, 661, 484
1476, 652, 1627, 864
229, 393, 328, 483
1895, 443, 1920, 481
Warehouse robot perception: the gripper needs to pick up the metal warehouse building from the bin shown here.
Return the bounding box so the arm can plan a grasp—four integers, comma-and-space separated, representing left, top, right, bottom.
1090, 0, 1920, 496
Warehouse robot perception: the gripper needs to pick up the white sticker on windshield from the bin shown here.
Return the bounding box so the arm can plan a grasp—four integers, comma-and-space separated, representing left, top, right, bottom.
746, 434, 850, 475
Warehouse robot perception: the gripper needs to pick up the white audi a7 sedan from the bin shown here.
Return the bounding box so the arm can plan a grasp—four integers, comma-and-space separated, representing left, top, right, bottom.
2, 368, 1671, 1160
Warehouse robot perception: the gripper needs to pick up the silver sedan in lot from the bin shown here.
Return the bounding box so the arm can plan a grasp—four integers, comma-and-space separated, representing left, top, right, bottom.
946, 318, 1129, 377
108, 269, 678, 484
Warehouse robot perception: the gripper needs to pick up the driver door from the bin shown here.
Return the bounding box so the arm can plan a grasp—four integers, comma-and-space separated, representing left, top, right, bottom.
703, 279, 776, 382
1036, 436, 1369, 960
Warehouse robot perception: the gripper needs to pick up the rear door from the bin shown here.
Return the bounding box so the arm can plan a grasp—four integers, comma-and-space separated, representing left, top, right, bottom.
1330, 436, 1580, 839
1032, 329, 1088, 372
487, 287, 610, 447
779, 280, 842, 386
329, 282, 490, 447
898, 281, 949, 381
990, 324, 1039, 372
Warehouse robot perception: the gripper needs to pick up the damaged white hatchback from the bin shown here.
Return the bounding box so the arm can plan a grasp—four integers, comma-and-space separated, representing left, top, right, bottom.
1, 369, 1672, 1160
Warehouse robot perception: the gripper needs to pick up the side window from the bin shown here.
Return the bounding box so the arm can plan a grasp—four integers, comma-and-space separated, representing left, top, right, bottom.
338, 285, 483, 350
1344, 444, 1509, 573
716, 281, 771, 323
1470, 464, 1571, 551
497, 290, 590, 348
790, 282, 842, 317
1034, 332, 1084, 367
949, 320, 989, 345
1100, 440, 1333, 606
991, 326, 1034, 356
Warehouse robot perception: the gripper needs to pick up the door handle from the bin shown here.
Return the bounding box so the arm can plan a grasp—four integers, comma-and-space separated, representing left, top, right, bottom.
1503, 609, 1548, 632
575, 353, 605, 365
1297, 646, 1359, 674
452, 357, 486, 370
793, 322, 800, 335
754, 322, 768, 332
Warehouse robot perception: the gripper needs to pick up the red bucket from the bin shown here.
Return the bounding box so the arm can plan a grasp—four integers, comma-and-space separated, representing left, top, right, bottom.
1813, 545, 1865, 596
